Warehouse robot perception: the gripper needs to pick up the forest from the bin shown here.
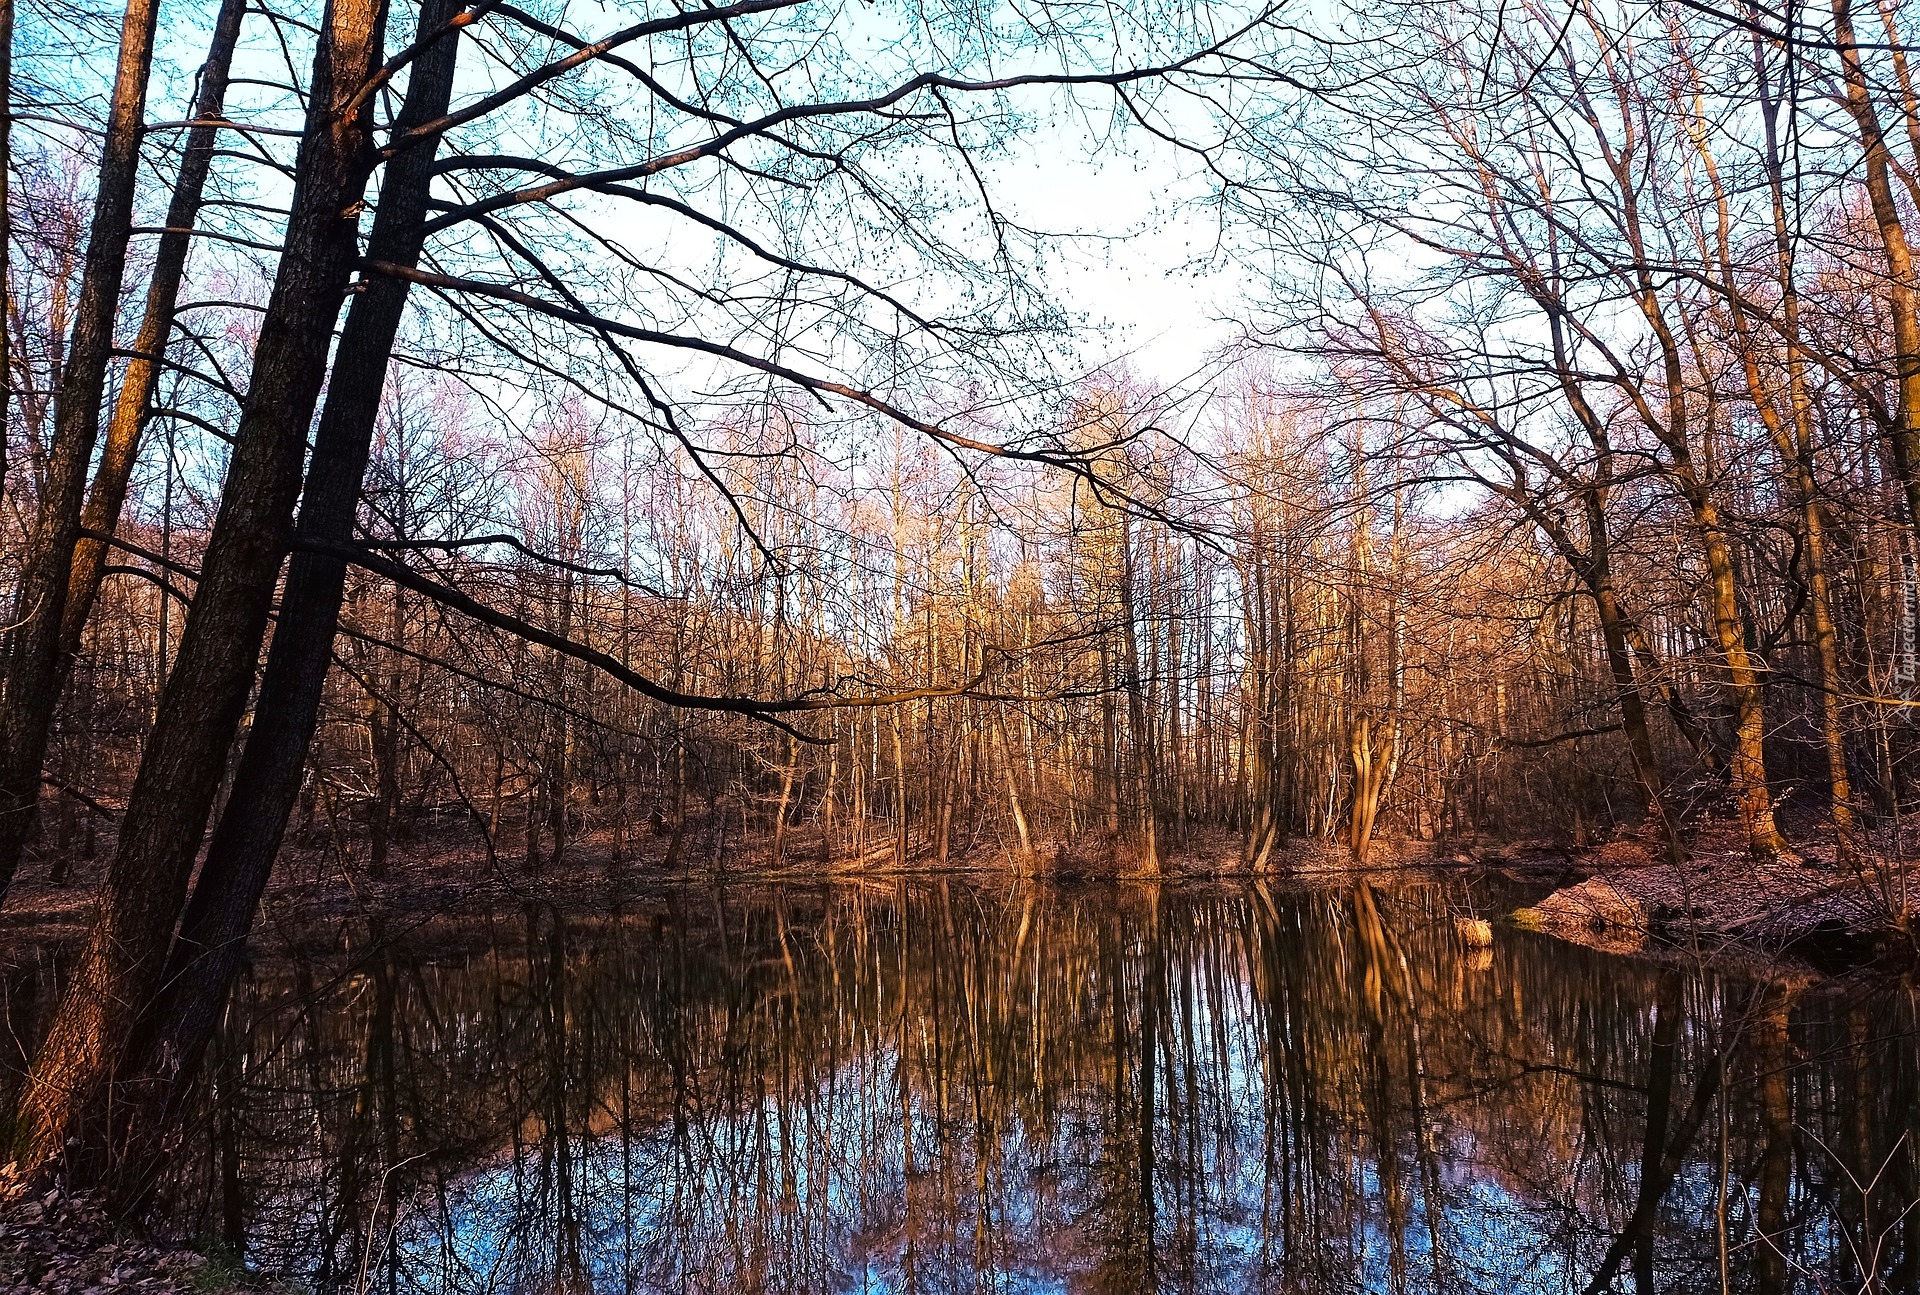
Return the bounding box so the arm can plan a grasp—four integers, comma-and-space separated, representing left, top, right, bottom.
4, 0, 1920, 1286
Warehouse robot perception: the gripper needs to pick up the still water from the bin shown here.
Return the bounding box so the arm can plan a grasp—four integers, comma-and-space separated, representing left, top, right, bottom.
14, 879, 1920, 1293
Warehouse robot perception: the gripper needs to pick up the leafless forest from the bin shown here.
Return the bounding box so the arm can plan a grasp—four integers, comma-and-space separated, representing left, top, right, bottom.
3, 0, 1920, 1219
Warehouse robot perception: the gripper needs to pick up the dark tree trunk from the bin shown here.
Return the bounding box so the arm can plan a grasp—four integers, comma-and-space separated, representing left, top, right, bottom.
110, 0, 465, 1193
0, 0, 161, 894
16, 0, 392, 1181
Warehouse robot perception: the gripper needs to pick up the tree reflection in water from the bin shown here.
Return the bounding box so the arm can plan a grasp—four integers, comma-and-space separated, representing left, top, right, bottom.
19, 880, 1919, 1294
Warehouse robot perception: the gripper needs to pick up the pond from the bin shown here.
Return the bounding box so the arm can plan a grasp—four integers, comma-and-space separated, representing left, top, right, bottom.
7, 878, 1919, 1293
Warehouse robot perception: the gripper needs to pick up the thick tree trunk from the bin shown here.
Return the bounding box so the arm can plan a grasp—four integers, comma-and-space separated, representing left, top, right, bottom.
0, 0, 161, 894
1347, 713, 1398, 864
1692, 488, 1790, 857
107, 0, 464, 1195
15, 0, 391, 1181
1709, 60, 1857, 851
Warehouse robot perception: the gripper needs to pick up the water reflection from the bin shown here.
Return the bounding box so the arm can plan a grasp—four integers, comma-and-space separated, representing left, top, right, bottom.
12, 880, 1920, 1293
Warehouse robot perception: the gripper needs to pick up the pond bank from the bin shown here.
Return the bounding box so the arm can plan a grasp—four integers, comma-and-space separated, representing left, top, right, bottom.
7, 814, 1911, 970
1515, 830, 1917, 965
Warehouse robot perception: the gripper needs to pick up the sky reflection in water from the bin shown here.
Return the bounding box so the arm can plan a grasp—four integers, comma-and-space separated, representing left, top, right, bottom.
151, 881, 1920, 1293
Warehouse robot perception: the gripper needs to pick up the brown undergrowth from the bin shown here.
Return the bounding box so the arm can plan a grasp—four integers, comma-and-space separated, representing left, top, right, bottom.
1, 818, 1460, 946
0, 1165, 254, 1295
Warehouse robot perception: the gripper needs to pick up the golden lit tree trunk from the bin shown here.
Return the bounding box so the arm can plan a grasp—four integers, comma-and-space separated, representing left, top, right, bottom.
0, 0, 162, 893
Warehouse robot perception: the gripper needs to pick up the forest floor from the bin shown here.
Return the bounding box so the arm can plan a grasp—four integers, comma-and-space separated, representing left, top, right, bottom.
1516, 819, 1917, 964
0, 1166, 254, 1295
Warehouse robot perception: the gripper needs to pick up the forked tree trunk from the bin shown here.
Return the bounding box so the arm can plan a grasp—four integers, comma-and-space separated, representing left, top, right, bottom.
1693, 488, 1789, 858
1347, 713, 1398, 864
1608, 136, 1787, 856
1689, 56, 1855, 854
1759, 49, 1857, 852
15, 0, 392, 1181
0, 0, 162, 895
107, 0, 465, 1194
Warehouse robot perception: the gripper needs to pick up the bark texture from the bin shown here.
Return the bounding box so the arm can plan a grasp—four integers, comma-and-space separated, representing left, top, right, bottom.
118, 0, 464, 1192
15, 0, 391, 1179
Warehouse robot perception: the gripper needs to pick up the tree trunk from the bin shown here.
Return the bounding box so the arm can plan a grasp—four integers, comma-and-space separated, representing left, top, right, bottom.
1760, 54, 1857, 851
1833, 0, 1920, 535
892, 713, 910, 865
366, 697, 400, 877
104, 0, 464, 1195
1697, 53, 1856, 852
1118, 517, 1159, 873
1347, 713, 1398, 864
0, 0, 161, 894
15, 0, 392, 1182
62, 0, 249, 662
0, 0, 13, 498
1692, 486, 1789, 857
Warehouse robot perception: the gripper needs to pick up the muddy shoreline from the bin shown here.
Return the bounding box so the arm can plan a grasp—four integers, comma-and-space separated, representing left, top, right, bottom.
3, 819, 1912, 971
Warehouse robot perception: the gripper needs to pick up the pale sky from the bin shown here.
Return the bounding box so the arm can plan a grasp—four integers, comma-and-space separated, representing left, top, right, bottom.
988, 133, 1248, 384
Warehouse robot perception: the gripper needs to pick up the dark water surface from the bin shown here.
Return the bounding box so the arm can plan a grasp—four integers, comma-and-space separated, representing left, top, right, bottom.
10, 878, 1920, 1293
